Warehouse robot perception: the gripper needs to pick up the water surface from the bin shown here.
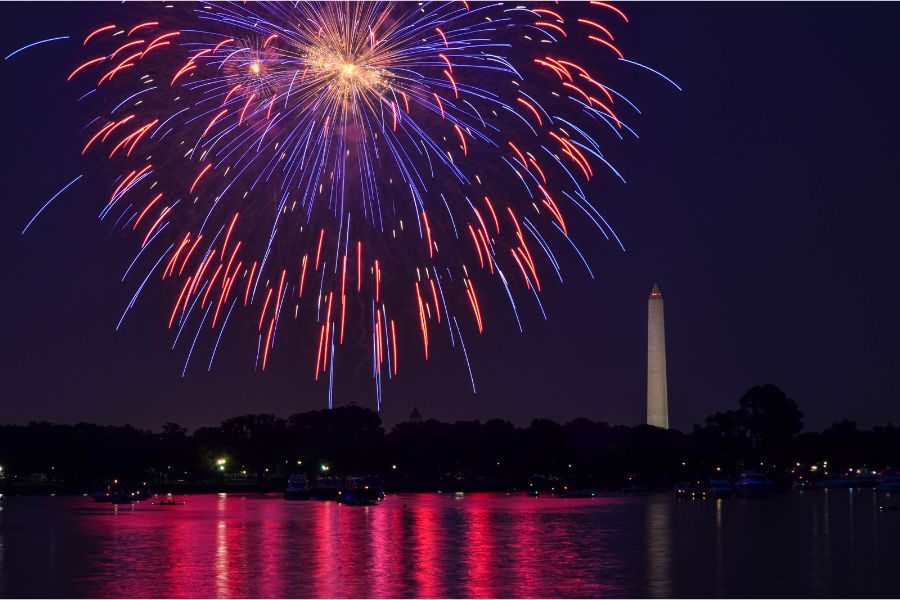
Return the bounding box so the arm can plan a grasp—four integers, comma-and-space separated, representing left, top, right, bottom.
1, 491, 898, 597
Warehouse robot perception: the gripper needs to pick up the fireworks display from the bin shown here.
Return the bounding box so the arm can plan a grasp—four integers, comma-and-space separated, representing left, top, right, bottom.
12, 1, 678, 408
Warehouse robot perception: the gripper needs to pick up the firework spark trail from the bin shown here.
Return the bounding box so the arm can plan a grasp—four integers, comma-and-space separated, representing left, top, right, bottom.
14, 1, 678, 409
21, 175, 84, 235
3, 35, 69, 61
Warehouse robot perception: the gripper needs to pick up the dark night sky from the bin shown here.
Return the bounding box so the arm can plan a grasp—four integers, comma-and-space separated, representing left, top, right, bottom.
2, 3, 899, 432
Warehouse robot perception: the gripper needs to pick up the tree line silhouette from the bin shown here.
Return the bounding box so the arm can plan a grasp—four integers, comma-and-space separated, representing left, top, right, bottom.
1, 384, 897, 492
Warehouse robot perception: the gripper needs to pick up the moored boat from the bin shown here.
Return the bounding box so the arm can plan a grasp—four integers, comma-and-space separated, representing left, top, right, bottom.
557, 489, 598, 498
341, 490, 376, 506
110, 492, 137, 504
849, 470, 880, 488
875, 473, 900, 493
92, 490, 114, 502
815, 477, 852, 489
706, 477, 734, 498
284, 474, 311, 500
310, 476, 342, 501
793, 476, 817, 491
674, 479, 710, 499
734, 472, 774, 497
152, 499, 186, 506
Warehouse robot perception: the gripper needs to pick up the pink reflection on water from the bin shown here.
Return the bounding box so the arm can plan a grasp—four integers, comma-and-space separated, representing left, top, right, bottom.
5, 490, 897, 597
214, 496, 230, 598
511, 497, 542, 597
34, 493, 636, 597
312, 500, 335, 598
413, 501, 441, 597
464, 502, 495, 598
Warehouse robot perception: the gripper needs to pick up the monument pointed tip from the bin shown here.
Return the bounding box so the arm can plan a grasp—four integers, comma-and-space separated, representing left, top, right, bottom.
650, 282, 662, 297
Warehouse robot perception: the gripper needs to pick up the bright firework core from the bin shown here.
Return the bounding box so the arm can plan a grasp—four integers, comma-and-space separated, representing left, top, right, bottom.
306, 47, 385, 98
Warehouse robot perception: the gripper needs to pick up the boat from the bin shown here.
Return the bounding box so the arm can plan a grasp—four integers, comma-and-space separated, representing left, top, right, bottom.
793, 477, 817, 491
623, 474, 648, 494
300, 475, 385, 501
817, 469, 880, 489
345, 475, 385, 501
557, 489, 598, 498
284, 474, 311, 500
152, 499, 186, 506
674, 481, 705, 499
706, 477, 734, 498
733, 472, 774, 497
93, 481, 151, 503
849, 471, 880, 488
92, 490, 114, 503
623, 475, 648, 494
875, 473, 900, 493
92, 482, 124, 502
310, 476, 342, 501
362, 475, 385, 500
815, 477, 852, 489
341, 490, 376, 506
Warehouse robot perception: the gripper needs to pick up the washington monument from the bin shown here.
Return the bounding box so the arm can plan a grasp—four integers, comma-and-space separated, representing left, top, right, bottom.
647, 283, 669, 429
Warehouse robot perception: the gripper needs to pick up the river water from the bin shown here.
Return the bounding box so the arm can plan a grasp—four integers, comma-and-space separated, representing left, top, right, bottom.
0, 490, 898, 597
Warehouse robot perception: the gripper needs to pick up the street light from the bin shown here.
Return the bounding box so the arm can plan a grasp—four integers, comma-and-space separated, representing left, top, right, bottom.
216, 457, 227, 472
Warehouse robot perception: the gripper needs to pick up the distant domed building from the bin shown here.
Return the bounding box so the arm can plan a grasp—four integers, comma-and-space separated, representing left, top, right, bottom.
409, 406, 422, 423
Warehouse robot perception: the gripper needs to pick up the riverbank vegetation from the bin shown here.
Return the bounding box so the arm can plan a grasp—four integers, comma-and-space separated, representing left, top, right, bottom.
1, 384, 897, 493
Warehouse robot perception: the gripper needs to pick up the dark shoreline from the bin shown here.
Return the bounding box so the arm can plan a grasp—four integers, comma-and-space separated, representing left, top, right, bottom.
1, 483, 654, 496
3, 385, 898, 497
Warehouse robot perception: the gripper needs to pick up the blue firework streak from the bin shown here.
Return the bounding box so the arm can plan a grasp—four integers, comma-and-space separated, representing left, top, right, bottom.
16, 1, 679, 408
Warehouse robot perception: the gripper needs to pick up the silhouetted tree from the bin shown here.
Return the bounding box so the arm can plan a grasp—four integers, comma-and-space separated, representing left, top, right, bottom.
288, 405, 384, 473
217, 414, 289, 480
739, 384, 803, 464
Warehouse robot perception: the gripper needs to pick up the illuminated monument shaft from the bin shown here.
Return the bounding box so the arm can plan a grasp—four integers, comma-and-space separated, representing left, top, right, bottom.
647, 283, 669, 428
